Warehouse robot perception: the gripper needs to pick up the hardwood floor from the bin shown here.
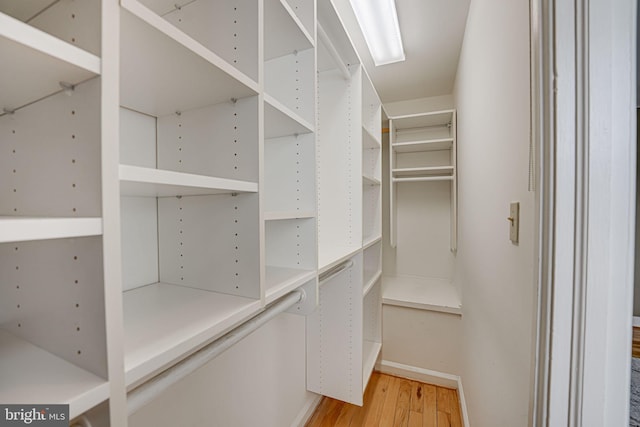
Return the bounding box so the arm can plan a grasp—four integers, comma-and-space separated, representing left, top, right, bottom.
305, 373, 463, 427
633, 326, 640, 358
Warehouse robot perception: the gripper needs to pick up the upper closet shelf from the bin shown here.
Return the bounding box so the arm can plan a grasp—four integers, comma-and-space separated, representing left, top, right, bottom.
119, 165, 258, 197
363, 175, 381, 186
0, 12, 101, 113
382, 276, 461, 315
264, 94, 314, 139
0, 217, 102, 243
390, 109, 455, 129
120, 1, 259, 117
363, 126, 381, 149
264, 0, 314, 61
392, 138, 454, 153
265, 266, 316, 304
0, 330, 109, 420
264, 210, 315, 221
123, 282, 262, 387
392, 166, 454, 178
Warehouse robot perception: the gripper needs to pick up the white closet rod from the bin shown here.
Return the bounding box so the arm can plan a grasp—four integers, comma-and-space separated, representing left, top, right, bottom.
127, 289, 305, 415
317, 23, 351, 80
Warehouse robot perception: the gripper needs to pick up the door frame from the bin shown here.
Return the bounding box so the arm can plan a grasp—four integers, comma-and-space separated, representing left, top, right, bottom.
531, 0, 636, 425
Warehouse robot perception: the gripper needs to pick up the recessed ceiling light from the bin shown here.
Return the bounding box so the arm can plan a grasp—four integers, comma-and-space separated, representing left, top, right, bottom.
349, 0, 405, 66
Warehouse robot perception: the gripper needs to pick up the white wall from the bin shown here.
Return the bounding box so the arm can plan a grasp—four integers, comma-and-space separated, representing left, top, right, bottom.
453, 0, 536, 426
129, 313, 316, 427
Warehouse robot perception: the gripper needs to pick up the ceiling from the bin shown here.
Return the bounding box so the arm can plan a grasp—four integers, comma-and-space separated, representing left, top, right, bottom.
331, 0, 471, 104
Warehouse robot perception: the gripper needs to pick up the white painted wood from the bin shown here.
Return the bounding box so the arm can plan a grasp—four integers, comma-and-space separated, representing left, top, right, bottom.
361, 71, 381, 141
362, 175, 381, 186
120, 197, 158, 291
265, 94, 314, 139
363, 126, 381, 149
0, 78, 102, 217
0, 236, 108, 377
265, 266, 316, 304
377, 360, 460, 389
382, 276, 462, 315
362, 340, 381, 390
289, 394, 322, 427
123, 282, 262, 387
0, 11, 100, 112
264, 211, 315, 221
265, 48, 315, 126
141, 0, 259, 82
283, 0, 315, 42
363, 235, 382, 250
120, 5, 258, 117
318, 244, 362, 274
264, 133, 316, 214
363, 147, 381, 181
0, 217, 101, 243
392, 139, 454, 153
0, 0, 57, 21
363, 241, 382, 293
363, 271, 382, 296
119, 165, 258, 197
156, 97, 259, 183
392, 166, 454, 177
264, 0, 314, 61
307, 253, 364, 405
265, 217, 316, 271
157, 194, 260, 298
119, 108, 156, 168
0, 329, 110, 420
389, 110, 455, 128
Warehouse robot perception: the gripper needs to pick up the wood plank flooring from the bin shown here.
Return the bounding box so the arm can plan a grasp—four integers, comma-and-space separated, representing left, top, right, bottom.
633, 326, 640, 358
306, 373, 463, 427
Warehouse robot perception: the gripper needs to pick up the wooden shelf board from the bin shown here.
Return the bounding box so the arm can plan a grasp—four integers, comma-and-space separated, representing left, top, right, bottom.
382, 276, 462, 315
318, 244, 361, 274
119, 165, 258, 197
120, 2, 258, 117
363, 270, 383, 296
123, 282, 262, 387
264, 94, 314, 139
390, 109, 454, 130
0, 329, 109, 419
265, 266, 316, 304
263, 210, 315, 221
363, 174, 381, 186
392, 139, 453, 153
0, 11, 100, 113
0, 217, 102, 243
264, 0, 314, 61
363, 126, 381, 148
362, 340, 382, 391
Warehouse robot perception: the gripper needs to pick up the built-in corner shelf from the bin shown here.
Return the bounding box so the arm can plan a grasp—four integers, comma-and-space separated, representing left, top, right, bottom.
364, 270, 382, 296
363, 174, 381, 186
392, 138, 454, 153
0, 330, 109, 420
0, 11, 101, 114
123, 282, 262, 387
265, 266, 316, 303
0, 217, 102, 243
264, 94, 314, 139
264, 210, 315, 221
362, 340, 382, 390
120, 0, 259, 117
119, 165, 258, 197
382, 276, 462, 315
363, 126, 381, 149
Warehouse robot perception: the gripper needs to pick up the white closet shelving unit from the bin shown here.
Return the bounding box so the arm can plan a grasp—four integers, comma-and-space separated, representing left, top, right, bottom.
0, 0, 119, 421
1, 0, 382, 421
307, 0, 382, 406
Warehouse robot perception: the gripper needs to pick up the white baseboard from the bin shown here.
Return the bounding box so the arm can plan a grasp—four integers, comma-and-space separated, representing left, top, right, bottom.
377, 360, 470, 427
290, 393, 322, 427
633, 316, 640, 327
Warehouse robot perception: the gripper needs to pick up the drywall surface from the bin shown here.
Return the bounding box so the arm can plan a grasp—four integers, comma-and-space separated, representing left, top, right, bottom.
453, 0, 536, 425
129, 313, 316, 427
384, 95, 454, 118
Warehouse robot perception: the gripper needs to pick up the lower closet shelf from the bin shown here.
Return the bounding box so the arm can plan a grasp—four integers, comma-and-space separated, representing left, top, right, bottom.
265, 266, 315, 304
0, 329, 109, 419
362, 340, 382, 390
123, 282, 262, 387
382, 276, 462, 315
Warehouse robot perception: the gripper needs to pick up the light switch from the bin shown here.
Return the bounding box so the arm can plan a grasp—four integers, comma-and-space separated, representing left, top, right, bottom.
508, 202, 519, 243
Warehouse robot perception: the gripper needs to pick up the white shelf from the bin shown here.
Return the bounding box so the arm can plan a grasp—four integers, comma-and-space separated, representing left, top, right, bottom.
123, 282, 262, 386
0, 11, 101, 113
264, 210, 315, 221
0, 330, 109, 419
363, 174, 381, 186
392, 166, 454, 177
363, 234, 382, 250
390, 109, 454, 129
363, 126, 381, 148
392, 138, 454, 153
120, 1, 259, 117
362, 340, 382, 391
264, 94, 314, 139
264, 0, 314, 61
0, 217, 102, 243
318, 244, 361, 274
265, 266, 316, 303
363, 270, 382, 296
119, 165, 258, 197
382, 276, 462, 315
